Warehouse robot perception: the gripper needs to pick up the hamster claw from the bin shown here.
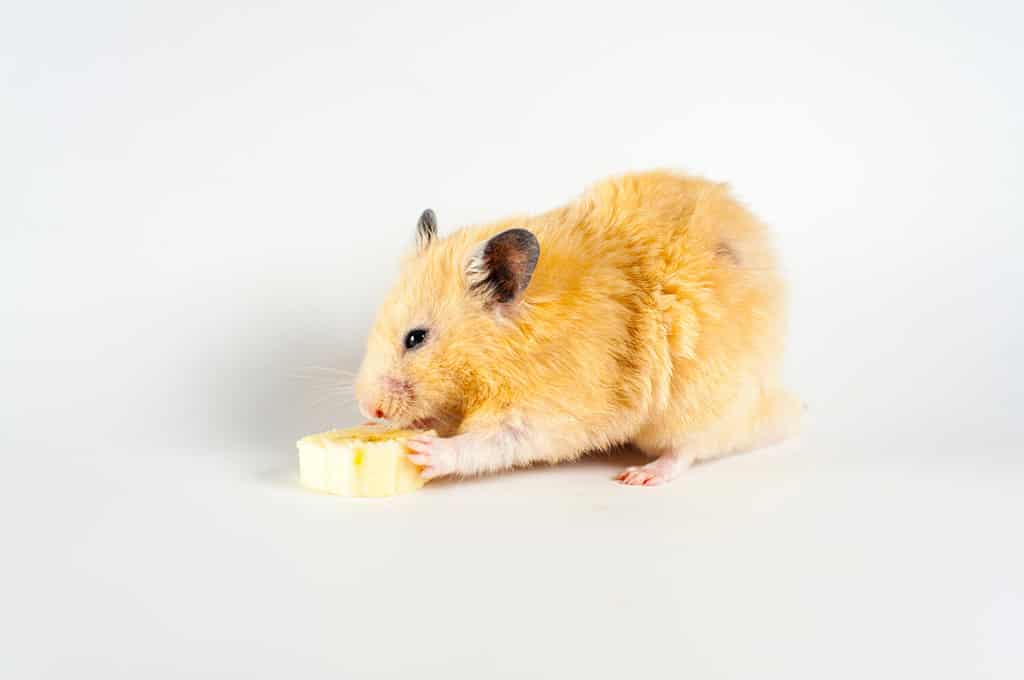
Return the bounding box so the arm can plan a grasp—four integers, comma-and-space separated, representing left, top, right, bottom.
616, 466, 665, 486
616, 454, 688, 487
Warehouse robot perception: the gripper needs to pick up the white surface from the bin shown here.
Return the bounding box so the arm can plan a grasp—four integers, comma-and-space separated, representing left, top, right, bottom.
2, 1, 1022, 678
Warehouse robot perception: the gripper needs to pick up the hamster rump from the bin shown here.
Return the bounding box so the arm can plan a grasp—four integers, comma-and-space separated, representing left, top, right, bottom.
613, 176, 802, 485
354, 171, 800, 485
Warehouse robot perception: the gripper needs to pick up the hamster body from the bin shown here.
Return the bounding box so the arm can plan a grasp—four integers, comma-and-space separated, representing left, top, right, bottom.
355, 170, 800, 485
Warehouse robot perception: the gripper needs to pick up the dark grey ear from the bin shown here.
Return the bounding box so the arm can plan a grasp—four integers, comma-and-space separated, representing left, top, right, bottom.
416, 209, 437, 251
466, 228, 540, 304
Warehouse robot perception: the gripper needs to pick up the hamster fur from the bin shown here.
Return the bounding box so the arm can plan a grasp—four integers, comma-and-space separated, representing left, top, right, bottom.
354, 170, 801, 486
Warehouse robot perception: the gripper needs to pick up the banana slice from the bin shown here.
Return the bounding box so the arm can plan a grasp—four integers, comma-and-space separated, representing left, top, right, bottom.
296, 424, 431, 497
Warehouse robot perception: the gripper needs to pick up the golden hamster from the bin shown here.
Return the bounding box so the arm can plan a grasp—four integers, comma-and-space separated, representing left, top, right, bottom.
353, 171, 801, 486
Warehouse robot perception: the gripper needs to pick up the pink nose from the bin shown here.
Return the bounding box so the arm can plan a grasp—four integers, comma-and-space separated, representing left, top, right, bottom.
358, 399, 387, 420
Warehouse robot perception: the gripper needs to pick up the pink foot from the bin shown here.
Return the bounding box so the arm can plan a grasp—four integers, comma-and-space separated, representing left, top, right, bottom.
616, 454, 688, 487
406, 434, 459, 480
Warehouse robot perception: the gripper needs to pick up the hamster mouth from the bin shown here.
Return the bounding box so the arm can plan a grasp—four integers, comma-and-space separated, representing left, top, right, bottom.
410, 417, 438, 430
408, 412, 461, 436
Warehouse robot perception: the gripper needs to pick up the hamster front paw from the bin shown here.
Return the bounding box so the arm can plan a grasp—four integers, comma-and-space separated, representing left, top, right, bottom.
406, 434, 460, 479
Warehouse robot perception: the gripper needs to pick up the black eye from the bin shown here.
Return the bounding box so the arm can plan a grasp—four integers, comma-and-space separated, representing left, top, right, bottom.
404, 328, 428, 350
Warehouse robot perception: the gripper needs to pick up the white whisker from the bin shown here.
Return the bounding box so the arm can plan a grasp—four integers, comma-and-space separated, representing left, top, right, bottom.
300, 365, 359, 376
287, 369, 357, 392
310, 391, 357, 409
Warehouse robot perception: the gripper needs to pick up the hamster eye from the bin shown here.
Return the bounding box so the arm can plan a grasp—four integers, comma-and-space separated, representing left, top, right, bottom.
404, 328, 428, 351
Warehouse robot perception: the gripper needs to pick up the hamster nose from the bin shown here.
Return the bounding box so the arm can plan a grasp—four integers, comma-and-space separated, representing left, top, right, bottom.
358, 398, 387, 421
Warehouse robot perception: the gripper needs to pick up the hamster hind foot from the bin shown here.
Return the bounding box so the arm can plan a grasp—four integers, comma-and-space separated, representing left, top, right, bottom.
616, 448, 697, 487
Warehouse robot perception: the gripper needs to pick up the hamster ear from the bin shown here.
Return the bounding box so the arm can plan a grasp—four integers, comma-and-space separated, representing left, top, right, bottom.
466, 228, 540, 305
416, 209, 438, 252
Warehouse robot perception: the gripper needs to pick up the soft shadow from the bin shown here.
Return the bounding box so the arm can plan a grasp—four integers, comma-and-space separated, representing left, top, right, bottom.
254, 461, 301, 491
576, 443, 650, 470
200, 300, 371, 453
251, 443, 651, 493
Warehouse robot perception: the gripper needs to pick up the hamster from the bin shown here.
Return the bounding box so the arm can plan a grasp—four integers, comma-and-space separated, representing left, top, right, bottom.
354, 170, 801, 486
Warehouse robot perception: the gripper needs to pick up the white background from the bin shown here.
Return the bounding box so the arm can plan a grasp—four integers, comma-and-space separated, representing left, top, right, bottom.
2, 1, 1022, 678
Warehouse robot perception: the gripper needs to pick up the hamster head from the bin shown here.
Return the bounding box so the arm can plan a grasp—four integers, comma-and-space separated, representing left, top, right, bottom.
354, 209, 540, 436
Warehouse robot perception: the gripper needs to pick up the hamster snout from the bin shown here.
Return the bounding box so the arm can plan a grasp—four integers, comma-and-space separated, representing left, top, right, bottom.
358, 403, 386, 420
356, 374, 416, 422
